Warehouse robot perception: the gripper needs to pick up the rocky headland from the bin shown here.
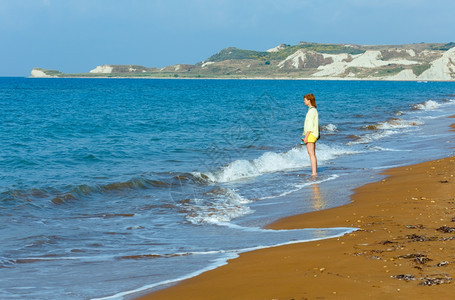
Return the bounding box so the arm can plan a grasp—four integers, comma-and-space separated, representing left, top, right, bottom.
31, 41, 455, 81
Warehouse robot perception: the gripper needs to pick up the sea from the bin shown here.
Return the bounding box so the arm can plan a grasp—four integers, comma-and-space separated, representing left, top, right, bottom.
1, 77, 454, 299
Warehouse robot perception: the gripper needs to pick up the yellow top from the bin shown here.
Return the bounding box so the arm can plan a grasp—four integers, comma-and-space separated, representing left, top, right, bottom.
303, 107, 319, 139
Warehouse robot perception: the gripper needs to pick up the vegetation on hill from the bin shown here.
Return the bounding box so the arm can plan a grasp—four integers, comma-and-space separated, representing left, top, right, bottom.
206, 47, 269, 62
109, 65, 152, 72
430, 42, 455, 51
32, 42, 455, 80
34, 68, 63, 76
207, 42, 366, 62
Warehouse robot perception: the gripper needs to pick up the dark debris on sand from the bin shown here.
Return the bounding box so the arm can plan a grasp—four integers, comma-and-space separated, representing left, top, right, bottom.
397, 253, 432, 264
405, 224, 425, 229
418, 274, 452, 286
397, 253, 427, 259
405, 234, 438, 242
391, 274, 415, 281
436, 261, 450, 267
436, 226, 455, 233
414, 256, 433, 264
378, 240, 396, 245
391, 273, 452, 286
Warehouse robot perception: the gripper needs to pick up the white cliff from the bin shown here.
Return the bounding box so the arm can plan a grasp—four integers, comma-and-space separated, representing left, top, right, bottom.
418, 47, 455, 81
385, 69, 418, 81
311, 50, 419, 77
89, 65, 114, 74
267, 44, 287, 53
278, 49, 307, 69
30, 68, 52, 78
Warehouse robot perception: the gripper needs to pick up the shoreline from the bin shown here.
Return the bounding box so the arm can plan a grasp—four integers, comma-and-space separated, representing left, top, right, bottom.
26, 75, 455, 82
136, 121, 455, 299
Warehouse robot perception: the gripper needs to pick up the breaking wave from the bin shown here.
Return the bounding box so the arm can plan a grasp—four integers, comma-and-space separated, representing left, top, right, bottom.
412, 100, 441, 110
349, 130, 401, 145
194, 144, 357, 183
362, 118, 423, 131
178, 145, 357, 224
350, 117, 424, 145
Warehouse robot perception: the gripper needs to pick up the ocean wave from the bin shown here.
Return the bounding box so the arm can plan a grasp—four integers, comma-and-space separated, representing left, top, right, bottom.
348, 130, 401, 145
196, 145, 357, 183
102, 177, 170, 191
171, 172, 212, 185
180, 145, 354, 225
176, 145, 356, 225
362, 118, 423, 131
412, 100, 441, 110
0, 255, 87, 267
57, 177, 171, 204
1, 176, 173, 207
350, 116, 425, 145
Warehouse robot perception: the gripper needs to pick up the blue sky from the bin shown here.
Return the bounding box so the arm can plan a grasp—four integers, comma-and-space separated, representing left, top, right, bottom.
0, 0, 453, 76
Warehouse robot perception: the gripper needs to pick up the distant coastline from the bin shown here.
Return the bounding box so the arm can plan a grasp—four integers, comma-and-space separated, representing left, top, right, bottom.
31, 41, 455, 81
27, 76, 449, 82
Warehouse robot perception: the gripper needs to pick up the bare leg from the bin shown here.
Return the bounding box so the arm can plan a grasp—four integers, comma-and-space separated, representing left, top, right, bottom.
306, 142, 317, 176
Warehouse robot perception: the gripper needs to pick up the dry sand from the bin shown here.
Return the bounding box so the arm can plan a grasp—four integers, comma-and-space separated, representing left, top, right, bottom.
138, 126, 455, 299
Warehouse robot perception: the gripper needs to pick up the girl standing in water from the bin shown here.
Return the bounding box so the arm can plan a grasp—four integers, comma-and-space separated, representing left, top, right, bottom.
302, 93, 319, 176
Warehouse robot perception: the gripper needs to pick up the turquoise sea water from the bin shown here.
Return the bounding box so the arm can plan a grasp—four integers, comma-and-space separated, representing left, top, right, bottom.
1, 78, 454, 299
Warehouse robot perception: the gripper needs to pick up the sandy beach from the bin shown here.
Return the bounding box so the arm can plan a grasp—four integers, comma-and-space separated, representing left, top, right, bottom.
136, 117, 455, 299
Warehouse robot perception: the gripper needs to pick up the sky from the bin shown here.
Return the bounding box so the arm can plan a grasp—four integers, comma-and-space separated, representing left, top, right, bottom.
0, 0, 454, 76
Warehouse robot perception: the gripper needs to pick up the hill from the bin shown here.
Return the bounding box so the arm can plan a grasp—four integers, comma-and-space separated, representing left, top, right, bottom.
31, 42, 455, 81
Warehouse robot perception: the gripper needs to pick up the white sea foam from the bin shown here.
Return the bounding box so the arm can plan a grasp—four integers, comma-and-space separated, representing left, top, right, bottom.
375, 118, 424, 130
412, 100, 441, 110
184, 188, 253, 225
368, 146, 412, 152
322, 123, 338, 132
348, 130, 400, 145
352, 117, 424, 145
185, 146, 356, 225
198, 145, 357, 183
371, 163, 407, 170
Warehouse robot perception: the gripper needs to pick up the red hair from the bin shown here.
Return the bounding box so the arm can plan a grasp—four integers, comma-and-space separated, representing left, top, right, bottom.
304, 93, 317, 108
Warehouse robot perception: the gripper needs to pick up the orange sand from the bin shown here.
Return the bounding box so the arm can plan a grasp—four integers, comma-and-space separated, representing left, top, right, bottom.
138, 130, 455, 300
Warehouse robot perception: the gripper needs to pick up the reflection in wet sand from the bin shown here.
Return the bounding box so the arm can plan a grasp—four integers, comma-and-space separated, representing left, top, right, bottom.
310, 183, 325, 211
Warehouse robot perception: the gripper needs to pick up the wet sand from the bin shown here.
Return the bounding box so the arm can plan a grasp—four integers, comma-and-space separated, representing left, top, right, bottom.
138, 132, 455, 299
